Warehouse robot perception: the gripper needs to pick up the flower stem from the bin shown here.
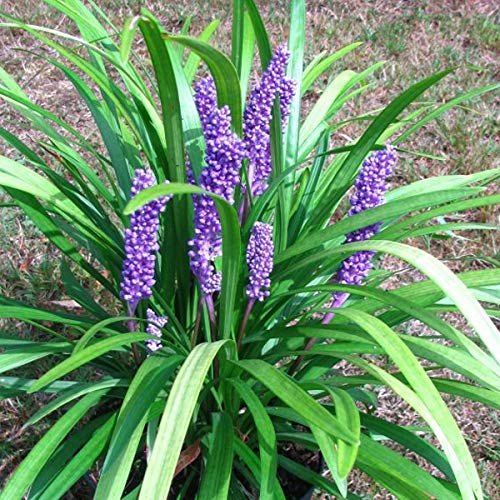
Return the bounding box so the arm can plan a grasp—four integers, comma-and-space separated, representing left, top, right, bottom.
127, 302, 141, 366
191, 298, 204, 347
237, 299, 255, 350
204, 294, 218, 342
204, 294, 220, 380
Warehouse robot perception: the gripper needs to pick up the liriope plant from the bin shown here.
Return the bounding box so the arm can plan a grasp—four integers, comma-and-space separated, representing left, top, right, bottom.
0, 0, 499, 499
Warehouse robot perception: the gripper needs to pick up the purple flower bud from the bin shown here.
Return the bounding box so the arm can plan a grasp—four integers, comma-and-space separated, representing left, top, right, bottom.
189, 77, 245, 295
146, 308, 167, 353
243, 45, 296, 197
120, 169, 170, 310
246, 222, 274, 302
334, 146, 397, 293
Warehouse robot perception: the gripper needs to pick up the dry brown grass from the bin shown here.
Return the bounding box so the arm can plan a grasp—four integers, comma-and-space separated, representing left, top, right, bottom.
0, 0, 498, 496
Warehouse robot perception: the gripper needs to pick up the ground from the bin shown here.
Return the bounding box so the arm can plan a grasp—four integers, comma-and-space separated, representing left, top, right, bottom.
0, 0, 498, 497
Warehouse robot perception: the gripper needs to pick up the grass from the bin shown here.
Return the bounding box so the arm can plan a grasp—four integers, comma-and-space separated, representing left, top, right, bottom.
0, 0, 498, 496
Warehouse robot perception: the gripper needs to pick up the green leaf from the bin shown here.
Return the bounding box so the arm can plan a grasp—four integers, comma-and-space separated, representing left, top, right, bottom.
400, 335, 500, 391
284, 0, 305, 172
357, 268, 500, 317
198, 413, 234, 500
356, 435, 458, 500
379, 194, 500, 241
233, 438, 286, 500
310, 426, 347, 497
278, 455, 356, 498
277, 189, 478, 264
229, 379, 277, 498
73, 316, 129, 354
231, 0, 244, 75
432, 379, 500, 409
0, 344, 71, 375
28, 333, 150, 393
24, 379, 124, 427
95, 355, 182, 500
184, 20, 221, 83
139, 16, 191, 312
342, 241, 499, 364
394, 83, 500, 144
7, 192, 114, 292
385, 168, 499, 203
0, 156, 119, 254
169, 35, 242, 135
139, 340, 231, 499
301, 42, 362, 94
120, 15, 140, 63
28, 413, 115, 499
0, 376, 88, 398
0, 391, 106, 500
333, 308, 482, 500
60, 260, 109, 319
238, 12, 255, 106
361, 413, 455, 480
300, 70, 356, 141
232, 359, 357, 444
243, 0, 272, 69
329, 69, 453, 206
37, 415, 115, 500
275, 282, 500, 381
273, 413, 453, 499
331, 388, 360, 478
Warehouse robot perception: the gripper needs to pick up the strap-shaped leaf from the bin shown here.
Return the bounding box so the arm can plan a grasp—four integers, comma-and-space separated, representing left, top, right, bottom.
95, 356, 182, 500
333, 308, 482, 500
198, 413, 234, 500
169, 35, 242, 135
28, 333, 150, 393
310, 425, 347, 497
0, 344, 70, 375
25, 379, 125, 427
309, 240, 499, 364
139, 16, 192, 312
37, 415, 116, 500
0, 391, 106, 500
232, 359, 357, 444
184, 20, 220, 83
229, 379, 277, 499
233, 438, 286, 500
361, 413, 454, 480
139, 340, 231, 499
301, 42, 363, 94
331, 388, 360, 478
327, 69, 453, 207
277, 189, 488, 264
356, 435, 458, 500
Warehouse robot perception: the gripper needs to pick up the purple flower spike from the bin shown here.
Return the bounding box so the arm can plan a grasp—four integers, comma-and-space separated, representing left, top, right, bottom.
246, 222, 274, 302
189, 77, 245, 295
243, 45, 296, 197
333, 146, 397, 294
193, 77, 245, 203
120, 169, 170, 310
146, 308, 167, 353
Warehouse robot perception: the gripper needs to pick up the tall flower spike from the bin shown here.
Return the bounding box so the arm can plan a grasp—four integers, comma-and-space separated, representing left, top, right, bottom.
120, 169, 170, 311
243, 45, 296, 197
333, 146, 397, 301
189, 77, 245, 295
146, 308, 167, 353
246, 222, 274, 302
